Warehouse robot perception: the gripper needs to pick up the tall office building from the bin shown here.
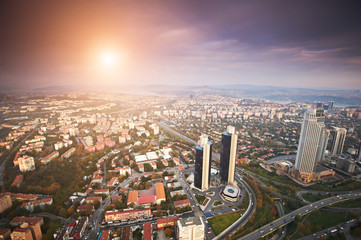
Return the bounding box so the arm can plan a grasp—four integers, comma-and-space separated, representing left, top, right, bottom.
328, 101, 334, 110
295, 108, 328, 182
316, 128, 330, 163
331, 127, 347, 157
194, 135, 212, 190
220, 126, 238, 184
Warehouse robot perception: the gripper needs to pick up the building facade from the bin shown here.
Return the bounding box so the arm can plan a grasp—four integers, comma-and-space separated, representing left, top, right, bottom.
295, 108, 328, 182
220, 126, 237, 184
177, 217, 205, 240
194, 135, 212, 190
331, 127, 347, 157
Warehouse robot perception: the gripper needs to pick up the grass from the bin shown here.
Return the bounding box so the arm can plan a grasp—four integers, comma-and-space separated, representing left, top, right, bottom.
208, 211, 242, 235
302, 193, 330, 203
231, 203, 274, 240
285, 209, 356, 239
325, 232, 347, 240
214, 201, 223, 206
350, 221, 361, 238
331, 198, 361, 208
305, 180, 361, 192
247, 167, 297, 186
196, 194, 206, 204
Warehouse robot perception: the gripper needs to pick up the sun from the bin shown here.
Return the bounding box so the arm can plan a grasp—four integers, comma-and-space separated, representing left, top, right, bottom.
100, 51, 117, 68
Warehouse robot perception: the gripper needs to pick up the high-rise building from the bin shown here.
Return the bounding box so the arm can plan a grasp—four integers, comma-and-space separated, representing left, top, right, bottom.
177, 217, 205, 240
316, 128, 330, 163
328, 101, 334, 110
220, 126, 238, 184
194, 135, 212, 190
295, 108, 328, 182
316, 102, 323, 109
331, 127, 347, 157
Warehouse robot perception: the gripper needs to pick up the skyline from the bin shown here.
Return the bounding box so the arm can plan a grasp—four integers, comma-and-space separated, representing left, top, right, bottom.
1, 1, 361, 89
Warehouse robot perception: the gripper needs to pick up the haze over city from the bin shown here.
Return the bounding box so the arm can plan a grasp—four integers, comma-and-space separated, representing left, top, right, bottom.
1, 0, 361, 90
1, 2, 361, 240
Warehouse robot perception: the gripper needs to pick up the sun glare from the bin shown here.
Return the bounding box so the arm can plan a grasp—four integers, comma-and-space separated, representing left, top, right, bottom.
100, 51, 117, 68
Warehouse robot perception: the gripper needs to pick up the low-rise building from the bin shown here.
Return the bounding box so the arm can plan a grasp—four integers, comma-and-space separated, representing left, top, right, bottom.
104, 208, 152, 223
85, 197, 102, 204
0, 193, 12, 214
127, 191, 138, 206
143, 222, 152, 240
0, 228, 11, 240
107, 177, 119, 187
155, 182, 166, 204
156, 216, 179, 229
174, 199, 190, 208
11, 175, 24, 188
41, 151, 59, 164
21, 198, 53, 212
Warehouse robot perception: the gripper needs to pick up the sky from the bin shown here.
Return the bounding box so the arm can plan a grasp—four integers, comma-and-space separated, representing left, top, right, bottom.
0, 0, 361, 90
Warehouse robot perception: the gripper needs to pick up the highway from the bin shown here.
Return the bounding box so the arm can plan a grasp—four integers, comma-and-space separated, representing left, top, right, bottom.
273, 199, 287, 240
238, 192, 361, 240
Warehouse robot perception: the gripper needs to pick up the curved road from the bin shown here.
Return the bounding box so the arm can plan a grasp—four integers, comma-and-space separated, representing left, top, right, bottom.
238, 192, 361, 240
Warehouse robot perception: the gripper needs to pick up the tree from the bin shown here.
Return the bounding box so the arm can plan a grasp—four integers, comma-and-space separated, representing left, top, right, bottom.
165, 228, 173, 238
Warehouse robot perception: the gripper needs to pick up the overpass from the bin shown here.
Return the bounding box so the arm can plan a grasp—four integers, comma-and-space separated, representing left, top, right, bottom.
238, 192, 361, 240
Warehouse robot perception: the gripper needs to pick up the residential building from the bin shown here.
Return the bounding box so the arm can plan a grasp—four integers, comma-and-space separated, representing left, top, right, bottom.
194, 135, 212, 190
0, 228, 11, 240
11, 175, 24, 188
156, 216, 179, 229
18, 156, 35, 172
10, 217, 43, 240
104, 208, 152, 223
10, 225, 33, 240
143, 222, 152, 240
21, 198, 53, 212
0, 193, 12, 213
41, 151, 59, 164
177, 217, 205, 240
220, 126, 237, 184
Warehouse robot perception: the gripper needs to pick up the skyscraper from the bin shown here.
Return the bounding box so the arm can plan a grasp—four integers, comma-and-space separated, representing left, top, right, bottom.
220, 126, 238, 184
295, 108, 328, 182
194, 135, 212, 190
331, 127, 347, 157
328, 101, 334, 110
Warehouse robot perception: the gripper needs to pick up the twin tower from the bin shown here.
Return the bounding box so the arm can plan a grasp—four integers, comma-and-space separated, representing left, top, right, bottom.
194, 126, 238, 190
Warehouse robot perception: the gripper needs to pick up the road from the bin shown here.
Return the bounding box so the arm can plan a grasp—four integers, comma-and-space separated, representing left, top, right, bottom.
214, 175, 257, 240
157, 121, 220, 159
238, 192, 361, 240
274, 199, 286, 240
299, 217, 361, 240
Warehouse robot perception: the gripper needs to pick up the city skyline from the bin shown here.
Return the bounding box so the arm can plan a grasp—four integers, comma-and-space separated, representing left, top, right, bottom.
0, 1, 361, 90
